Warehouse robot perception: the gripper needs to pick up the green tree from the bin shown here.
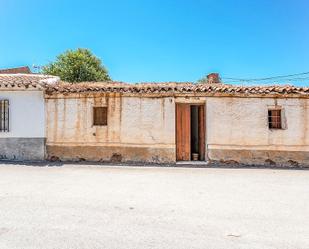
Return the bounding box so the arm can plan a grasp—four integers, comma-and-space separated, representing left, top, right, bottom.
43, 48, 111, 82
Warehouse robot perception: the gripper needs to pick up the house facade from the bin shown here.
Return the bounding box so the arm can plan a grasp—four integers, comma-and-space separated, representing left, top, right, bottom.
0, 74, 59, 161
1, 73, 309, 166
44, 75, 309, 167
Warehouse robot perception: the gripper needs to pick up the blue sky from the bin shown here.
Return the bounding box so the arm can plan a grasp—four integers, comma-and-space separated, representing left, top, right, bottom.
0, 0, 309, 84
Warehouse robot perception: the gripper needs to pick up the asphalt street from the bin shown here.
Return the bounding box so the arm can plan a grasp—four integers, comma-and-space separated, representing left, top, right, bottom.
0, 164, 308, 249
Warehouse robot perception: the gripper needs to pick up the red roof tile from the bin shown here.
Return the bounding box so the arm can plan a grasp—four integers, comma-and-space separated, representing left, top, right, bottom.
0, 66, 31, 74
45, 81, 309, 97
0, 74, 59, 90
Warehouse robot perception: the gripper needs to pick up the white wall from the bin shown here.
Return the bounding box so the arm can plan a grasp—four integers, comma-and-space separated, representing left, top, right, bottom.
0, 91, 45, 138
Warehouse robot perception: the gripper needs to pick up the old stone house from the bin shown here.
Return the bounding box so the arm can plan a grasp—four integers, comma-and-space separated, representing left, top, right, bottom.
0, 74, 59, 160
44, 73, 309, 167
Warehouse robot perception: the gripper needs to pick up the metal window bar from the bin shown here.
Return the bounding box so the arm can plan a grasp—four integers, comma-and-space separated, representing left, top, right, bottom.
268, 110, 282, 129
0, 100, 9, 132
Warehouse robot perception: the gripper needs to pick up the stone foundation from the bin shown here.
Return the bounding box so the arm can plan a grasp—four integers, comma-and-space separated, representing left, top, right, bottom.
47, 145, 176, 163
209, 149, 309, 167
0, 138, 46, 161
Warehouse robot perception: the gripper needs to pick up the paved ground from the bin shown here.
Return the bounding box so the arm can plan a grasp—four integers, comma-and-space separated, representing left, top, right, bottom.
0, 164, 308, 249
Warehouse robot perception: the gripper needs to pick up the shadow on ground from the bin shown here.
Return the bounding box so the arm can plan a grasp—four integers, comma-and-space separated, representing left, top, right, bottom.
0, 160, 308, 170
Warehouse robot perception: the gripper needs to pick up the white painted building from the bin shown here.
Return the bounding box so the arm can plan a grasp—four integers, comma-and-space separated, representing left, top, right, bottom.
0, 74, 59, 161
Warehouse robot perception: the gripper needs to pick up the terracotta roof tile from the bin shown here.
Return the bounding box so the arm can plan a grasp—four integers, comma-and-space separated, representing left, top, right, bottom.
0, 66, 31, 74
0, 74, 59, 90
44, 81, 309, 97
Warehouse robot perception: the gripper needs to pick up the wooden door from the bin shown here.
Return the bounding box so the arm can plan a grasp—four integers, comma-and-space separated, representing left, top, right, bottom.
176, 104, 191, 161
198, 105, 205, 160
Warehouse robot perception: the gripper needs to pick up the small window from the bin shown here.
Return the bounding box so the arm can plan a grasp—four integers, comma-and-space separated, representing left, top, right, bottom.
0, 99, 9, 132
268, 109, 282, 129
93, 107, 107, 126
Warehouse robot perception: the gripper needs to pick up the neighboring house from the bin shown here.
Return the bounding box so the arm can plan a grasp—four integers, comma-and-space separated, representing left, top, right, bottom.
0, 74, 59, 161
44, 74, 309, 167
0, 66, 31, 74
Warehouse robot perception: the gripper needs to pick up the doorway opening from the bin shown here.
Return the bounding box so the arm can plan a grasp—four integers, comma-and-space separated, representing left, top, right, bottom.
176, 103, 205, 161
191, 105, 199, 160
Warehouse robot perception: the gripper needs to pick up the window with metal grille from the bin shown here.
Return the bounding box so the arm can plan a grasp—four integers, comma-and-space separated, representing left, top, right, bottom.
268, 109, 282, 129
93, 107, 107, 126
0, 100, 9, 132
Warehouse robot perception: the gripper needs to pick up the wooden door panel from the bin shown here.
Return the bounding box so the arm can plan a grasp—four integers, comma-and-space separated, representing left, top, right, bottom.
176, 104, 191, 161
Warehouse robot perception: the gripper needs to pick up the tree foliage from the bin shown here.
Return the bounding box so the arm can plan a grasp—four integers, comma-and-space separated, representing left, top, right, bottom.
42, 48, 111, 82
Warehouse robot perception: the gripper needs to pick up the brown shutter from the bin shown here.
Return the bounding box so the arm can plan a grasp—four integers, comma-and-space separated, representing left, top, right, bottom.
93, 107, 107, 126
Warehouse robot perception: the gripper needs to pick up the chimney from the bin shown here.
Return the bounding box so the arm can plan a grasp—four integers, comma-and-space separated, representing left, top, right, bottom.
206, 73, 221, 84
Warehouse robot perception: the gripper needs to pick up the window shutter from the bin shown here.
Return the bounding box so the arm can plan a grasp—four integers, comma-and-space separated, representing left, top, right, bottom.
93, 107, 107, 126
281, 108, 287, 129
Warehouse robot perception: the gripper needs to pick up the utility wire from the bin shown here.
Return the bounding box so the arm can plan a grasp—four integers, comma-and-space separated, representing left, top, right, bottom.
222, 71, 309, 83
224, 77, 309, 84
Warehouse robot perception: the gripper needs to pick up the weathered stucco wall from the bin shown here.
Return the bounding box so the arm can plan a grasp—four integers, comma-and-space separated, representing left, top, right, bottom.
46, 93, 309, 166
46, 93, 175, 163
206, 97, 309, 166
0, 91, 45, 160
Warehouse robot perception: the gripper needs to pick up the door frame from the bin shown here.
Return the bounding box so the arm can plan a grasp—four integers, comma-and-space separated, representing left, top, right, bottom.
175, 102, 206, 161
